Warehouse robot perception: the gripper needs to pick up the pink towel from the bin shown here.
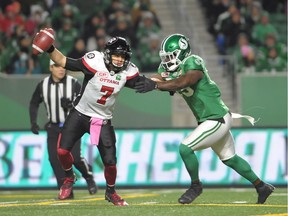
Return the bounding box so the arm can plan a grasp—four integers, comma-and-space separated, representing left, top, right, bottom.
90, 117, 103, 145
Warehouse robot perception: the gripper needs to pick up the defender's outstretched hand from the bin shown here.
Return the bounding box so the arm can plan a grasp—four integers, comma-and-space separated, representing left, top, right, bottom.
135, 78, 157, 93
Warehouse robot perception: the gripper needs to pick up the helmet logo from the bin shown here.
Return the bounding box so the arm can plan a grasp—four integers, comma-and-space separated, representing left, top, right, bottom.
178, 38, 188, 50
108, 37, 117, 45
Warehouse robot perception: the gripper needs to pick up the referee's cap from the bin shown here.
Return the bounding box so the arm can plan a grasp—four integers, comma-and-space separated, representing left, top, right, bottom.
50, 60, 55, 66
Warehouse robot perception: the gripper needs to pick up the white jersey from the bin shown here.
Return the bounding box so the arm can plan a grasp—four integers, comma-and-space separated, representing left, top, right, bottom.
75, 50, 139, 119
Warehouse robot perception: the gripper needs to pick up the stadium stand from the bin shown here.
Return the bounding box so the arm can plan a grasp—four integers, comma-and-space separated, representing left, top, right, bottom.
0, 0, 162, 74
151, 0, 287, 126
0, 0, 286, 127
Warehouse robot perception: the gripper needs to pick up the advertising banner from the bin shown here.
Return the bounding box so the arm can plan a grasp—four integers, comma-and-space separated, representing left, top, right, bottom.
0, 129, 287, 188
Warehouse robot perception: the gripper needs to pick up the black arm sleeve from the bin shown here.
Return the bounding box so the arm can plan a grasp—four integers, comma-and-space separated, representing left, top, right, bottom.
29, 83, 43, 124
65, 57, 94, 75
125, 75, 146, 88
65, 58, 83, 71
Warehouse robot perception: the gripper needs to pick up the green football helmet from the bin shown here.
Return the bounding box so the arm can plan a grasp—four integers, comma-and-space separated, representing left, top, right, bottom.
159, 34, 191, 71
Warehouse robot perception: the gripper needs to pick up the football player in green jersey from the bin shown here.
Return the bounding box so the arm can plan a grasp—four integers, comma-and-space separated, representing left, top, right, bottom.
135, 33, 275, 204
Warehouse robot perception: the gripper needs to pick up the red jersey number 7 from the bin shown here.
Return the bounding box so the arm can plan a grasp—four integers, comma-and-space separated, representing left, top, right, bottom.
97, 85, 114, 105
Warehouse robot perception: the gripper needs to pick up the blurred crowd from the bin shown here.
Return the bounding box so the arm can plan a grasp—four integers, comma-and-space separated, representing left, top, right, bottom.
1, 0, 286, 75
200, 0, 287, 74
0, 0, 162, 75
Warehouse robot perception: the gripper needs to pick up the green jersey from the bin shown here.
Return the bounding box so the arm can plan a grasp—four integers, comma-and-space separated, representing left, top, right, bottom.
158, 54, 229, 123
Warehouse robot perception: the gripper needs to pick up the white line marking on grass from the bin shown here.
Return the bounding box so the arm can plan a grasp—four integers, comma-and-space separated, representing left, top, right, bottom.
51, 203, 71, 206
272, 193, 288, 196
140, 202, 159, 205
229, 188, 252, 192
233, 201, 248, 204
0, 201, 19, 204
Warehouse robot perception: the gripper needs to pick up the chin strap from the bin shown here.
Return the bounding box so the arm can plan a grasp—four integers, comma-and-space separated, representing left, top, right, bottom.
231, 113, 259, 126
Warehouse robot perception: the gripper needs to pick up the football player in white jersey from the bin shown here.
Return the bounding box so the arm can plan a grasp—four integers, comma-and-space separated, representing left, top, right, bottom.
41, 34, 150, 206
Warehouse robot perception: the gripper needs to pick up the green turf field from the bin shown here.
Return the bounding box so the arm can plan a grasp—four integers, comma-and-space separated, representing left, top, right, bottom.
0, 188, 287, 216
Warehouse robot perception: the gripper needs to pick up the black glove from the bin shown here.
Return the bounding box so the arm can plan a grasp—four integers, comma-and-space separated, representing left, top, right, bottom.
61, 97, 73, 111
135, 78, 157, 93
31, 123, 39, 134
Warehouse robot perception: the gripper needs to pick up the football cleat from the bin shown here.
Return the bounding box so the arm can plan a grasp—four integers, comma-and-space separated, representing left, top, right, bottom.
178, 183, 203, 204
58, 174, 77, 200
256, 183, 275, 204
56, 191, 74, 200
85, 176, 98, 195
105, 191, 128, 206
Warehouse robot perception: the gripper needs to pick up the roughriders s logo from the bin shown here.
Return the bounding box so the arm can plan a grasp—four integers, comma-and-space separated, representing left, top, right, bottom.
179, 38, 188, 50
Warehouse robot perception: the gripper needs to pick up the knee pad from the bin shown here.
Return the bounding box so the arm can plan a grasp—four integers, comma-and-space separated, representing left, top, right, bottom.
57, 148, 70, 157
57, 147, 74, 170
100, 147, 117, 165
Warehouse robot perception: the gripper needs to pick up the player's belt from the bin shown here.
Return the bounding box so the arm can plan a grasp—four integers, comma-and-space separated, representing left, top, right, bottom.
203, 117, 225, 124
75, 109, 111, 125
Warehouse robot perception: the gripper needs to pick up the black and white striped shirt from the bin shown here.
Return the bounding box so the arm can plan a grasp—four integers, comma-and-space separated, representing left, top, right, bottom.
29, 75, 81, 125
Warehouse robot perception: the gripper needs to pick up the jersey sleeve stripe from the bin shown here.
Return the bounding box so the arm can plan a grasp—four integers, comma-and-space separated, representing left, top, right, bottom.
82, 57, 97, 74
126, 71, 139, 80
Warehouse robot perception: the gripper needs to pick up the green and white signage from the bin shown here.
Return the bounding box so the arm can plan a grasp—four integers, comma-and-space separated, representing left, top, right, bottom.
0, 128, 287, 188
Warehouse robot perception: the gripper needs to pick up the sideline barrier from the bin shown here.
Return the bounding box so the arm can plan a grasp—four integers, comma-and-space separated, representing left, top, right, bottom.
0, 128, 287, 188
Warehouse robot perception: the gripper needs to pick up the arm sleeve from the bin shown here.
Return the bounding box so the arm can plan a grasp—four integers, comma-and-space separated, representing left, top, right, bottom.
29, 83, 43, 125
65, 57, 95, 75
65, 57, 83, 71
125, 75, 146, 88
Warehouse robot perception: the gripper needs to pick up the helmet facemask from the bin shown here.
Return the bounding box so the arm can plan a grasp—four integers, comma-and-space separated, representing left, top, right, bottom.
104, 37, 131, 73
159, 49, 182, 72
105, 50, 131, 73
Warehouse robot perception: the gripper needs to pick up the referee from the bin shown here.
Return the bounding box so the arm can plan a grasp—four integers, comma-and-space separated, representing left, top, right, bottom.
29, 60, 97, 199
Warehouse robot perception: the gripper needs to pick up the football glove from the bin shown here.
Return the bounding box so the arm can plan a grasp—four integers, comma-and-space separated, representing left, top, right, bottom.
61, 97, 73, 111
135, 78, 157, 93
31, 123, 40, 135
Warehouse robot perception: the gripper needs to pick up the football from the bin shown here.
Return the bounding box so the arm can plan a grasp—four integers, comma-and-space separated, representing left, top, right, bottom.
32, 28, 55, 55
